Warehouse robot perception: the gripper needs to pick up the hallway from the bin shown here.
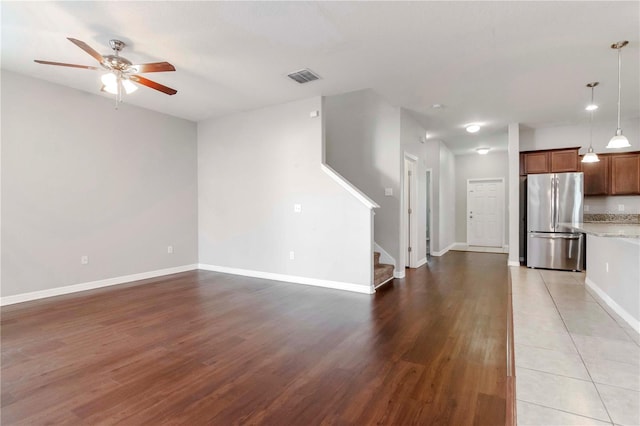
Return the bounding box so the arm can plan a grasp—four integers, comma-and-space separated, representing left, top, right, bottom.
1, 252, 508, 425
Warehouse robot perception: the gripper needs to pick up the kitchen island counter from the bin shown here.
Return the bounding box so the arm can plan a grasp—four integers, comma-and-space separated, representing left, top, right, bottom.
559, 222, 640, 238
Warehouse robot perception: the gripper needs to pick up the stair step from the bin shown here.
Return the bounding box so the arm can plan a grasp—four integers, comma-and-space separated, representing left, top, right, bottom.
373, 251, 381, 266
374, 263, 394, 287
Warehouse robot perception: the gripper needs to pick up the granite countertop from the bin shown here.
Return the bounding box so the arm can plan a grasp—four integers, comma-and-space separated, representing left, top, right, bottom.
559, 222, 640, 238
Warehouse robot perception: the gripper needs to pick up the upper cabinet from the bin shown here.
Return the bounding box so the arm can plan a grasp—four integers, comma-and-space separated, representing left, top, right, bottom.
579, 152, 640, 196
523, 151, 549, 174
550, 149, 579, 172
611, 153, 640, 195
580, 156, 609, 196
520, 148, 579, 175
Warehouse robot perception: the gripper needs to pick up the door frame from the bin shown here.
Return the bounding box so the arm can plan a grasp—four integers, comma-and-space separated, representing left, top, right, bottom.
425, 168, 433, 260
403, 153, 419, 268
466, 177, 505, 248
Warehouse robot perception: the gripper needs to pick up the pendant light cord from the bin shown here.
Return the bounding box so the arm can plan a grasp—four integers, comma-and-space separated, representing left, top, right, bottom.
616, 47, 622, 130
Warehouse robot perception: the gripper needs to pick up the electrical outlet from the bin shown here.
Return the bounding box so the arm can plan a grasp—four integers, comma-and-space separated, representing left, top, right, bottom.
309, 110, 319, 118
289, 251, 295, 260
618, 204, 625, 212
81, 255, 89, 265
294, 204, 302, 213
584, 205, 590, 212
385, 188, 393, 196
167, 245, 174, 254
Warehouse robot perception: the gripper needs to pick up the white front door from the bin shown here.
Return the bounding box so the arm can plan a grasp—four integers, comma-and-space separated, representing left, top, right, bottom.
467, 179, 504, 247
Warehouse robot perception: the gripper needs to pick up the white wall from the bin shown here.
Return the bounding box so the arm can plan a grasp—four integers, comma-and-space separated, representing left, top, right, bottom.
198, 96, 373, 288
439, 143, 456, 252
519, 118, 639, 154
455, 150, 509, 244
324, 90, 401, 266
508, 123, 521, 265
1, 71, 198, 297
586, 236, 640, 332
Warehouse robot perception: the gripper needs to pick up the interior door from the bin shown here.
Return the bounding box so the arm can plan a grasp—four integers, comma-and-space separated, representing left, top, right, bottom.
467, 179, 503, 247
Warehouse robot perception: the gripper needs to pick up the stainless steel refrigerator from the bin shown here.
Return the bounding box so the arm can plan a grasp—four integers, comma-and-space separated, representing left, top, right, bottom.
527, 172, 584, 271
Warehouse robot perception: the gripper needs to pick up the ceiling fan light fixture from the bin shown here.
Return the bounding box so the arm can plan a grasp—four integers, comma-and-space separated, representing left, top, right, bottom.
101, 73, 138, 95
122, 79, 138, 94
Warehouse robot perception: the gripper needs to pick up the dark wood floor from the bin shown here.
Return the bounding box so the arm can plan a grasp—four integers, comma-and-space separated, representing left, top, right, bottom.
1, 251, 508, 425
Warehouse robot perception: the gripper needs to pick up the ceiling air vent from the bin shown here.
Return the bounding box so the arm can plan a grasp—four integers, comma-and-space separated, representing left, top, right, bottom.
287, 69, 320, 84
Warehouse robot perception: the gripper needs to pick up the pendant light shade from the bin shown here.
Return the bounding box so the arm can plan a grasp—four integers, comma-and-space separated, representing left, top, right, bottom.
607, 41, 631, 149
582, 148, 600, 163
582, 82, 600, 163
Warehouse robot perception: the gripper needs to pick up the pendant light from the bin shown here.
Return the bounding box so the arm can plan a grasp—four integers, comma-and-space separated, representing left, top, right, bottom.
606, 41, 631, 149
582, 82, 600, 163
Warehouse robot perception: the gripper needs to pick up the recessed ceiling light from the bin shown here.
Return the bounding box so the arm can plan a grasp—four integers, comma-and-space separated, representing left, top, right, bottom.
585, 104, 598, 111
476, 148, 490, 155
466, 124, 481, 133
431, 104, 444, 109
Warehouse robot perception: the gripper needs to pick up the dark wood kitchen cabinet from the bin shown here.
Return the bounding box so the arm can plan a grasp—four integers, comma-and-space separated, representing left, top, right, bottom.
580, 155, 609, 195
523, 151, 549, 174
611, 153, 640, 195
521, 148, 579, 175
550, 149, 579, 172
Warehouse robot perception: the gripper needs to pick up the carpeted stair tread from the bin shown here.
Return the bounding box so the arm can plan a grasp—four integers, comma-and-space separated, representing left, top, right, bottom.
374, 263, 394, 286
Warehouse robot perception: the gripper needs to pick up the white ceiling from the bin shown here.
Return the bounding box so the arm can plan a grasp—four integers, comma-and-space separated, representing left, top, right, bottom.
2, 1, 639, 154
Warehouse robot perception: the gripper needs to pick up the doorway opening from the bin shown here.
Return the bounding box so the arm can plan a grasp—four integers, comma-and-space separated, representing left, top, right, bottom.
425, 169, 432, 262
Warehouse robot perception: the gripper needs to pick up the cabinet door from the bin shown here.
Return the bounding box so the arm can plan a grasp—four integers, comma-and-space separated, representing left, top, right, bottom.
524, 152, 549, 174
581, 156, 609, 195
611, 153, 640, 195
550, 149, 579, 172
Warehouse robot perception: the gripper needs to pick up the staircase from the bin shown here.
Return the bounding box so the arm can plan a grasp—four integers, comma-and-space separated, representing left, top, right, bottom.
374, 252, 394, 288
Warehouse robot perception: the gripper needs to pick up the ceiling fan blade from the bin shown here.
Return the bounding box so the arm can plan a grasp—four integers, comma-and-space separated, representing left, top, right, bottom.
67, 37, 104, 63
131, 62, 176, 73
129, 75, 177, 95
34, 60, 99, 70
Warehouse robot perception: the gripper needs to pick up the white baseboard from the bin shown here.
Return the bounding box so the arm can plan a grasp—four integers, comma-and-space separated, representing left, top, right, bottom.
393, 270, 406, 279
585, 277, 640, 334
432, 242, 456, 257
507, 260, 521, 267
374, 276, 394, 289
0, 264, 199, 306
198, 264, 375, 295
452, 242, 509, 253
416, 257, 428, 267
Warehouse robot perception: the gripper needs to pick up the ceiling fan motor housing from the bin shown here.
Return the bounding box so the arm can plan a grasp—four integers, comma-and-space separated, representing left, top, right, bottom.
102, 55, 132, 71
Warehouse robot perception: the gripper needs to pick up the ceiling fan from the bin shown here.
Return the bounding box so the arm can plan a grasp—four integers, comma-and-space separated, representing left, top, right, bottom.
35, 37, 177, 105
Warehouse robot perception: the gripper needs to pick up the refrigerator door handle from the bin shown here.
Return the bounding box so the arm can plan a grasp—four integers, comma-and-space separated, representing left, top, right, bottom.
529, 233, 582, 239
553, 175, 560, 231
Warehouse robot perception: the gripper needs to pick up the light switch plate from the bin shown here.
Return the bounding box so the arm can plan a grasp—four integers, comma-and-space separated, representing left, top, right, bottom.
310, 110, 319, 118
294, 204, 302, 213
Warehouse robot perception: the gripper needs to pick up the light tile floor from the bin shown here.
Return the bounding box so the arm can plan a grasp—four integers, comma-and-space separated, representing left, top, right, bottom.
511, 267, 640, 426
